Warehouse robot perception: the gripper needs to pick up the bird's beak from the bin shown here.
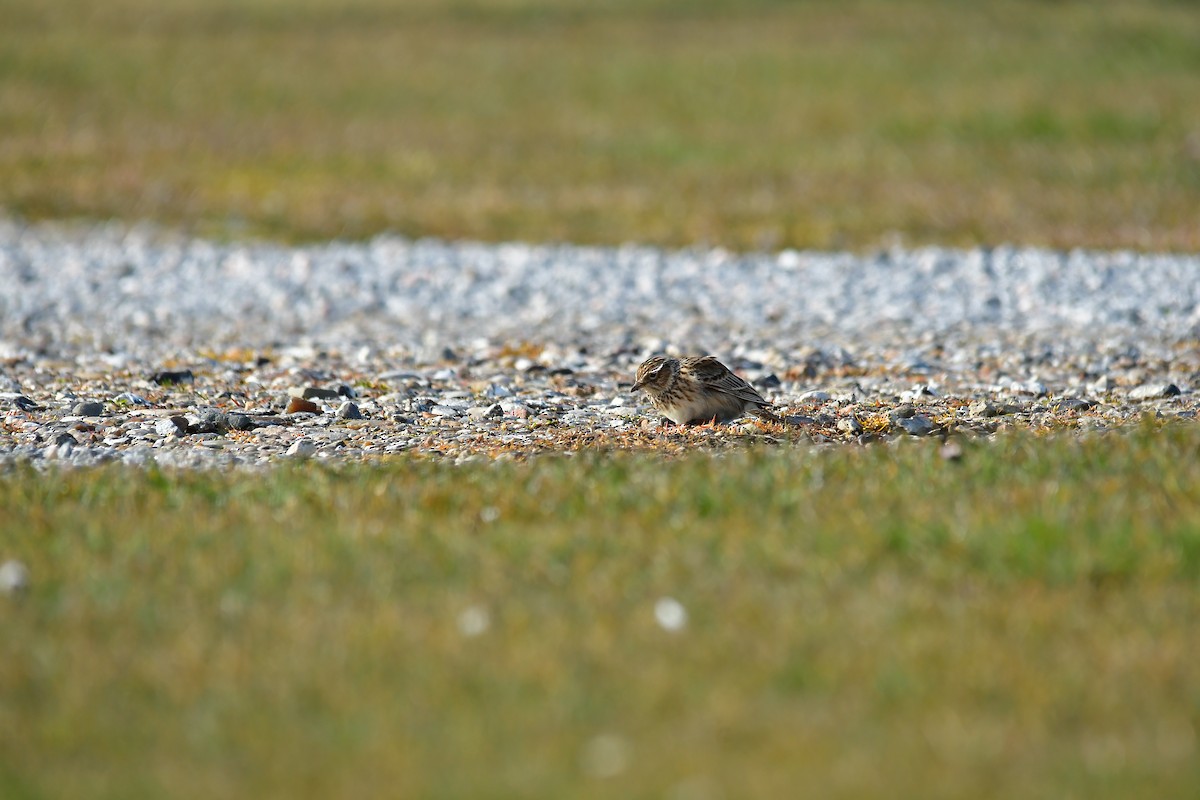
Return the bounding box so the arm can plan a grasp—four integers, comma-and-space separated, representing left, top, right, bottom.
630, 380, 644, 393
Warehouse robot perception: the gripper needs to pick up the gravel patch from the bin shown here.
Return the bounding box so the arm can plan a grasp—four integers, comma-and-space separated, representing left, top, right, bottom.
1, 220, 1197, 467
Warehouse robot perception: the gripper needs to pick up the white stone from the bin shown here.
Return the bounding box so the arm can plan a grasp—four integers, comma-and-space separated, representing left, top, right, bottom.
0, 560, 29, 595
654, 597, 688, 632
286, 439, 317, 457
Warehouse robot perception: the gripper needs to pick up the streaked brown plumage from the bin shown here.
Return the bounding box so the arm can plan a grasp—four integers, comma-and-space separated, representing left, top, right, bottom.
630, 355, 783, 425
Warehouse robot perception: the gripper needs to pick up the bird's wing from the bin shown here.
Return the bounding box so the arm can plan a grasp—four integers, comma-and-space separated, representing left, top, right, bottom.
686, 356, 772, 407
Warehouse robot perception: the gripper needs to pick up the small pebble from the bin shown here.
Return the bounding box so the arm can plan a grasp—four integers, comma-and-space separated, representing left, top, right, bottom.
457, 606, 490, 637
485, 383, 514, 399
501, 401, 530, 419
467, 404, 502, 420
285, 439, 317, 458
150, 369, 195, 386
0, 560, 30, 596
837, 417, 864, 435
286, 397, 321, 415
1129, 383, 1181, 400
897, 415, 935, 436
72, 401, 104, 416
154, 418, 182, 437
654, 597, 688, 632
970, 401, 1005, 418
301, 387, 343, 401
1054, 396, 1096, 412
47, 432, 78, 459
226, 412, 255, 431
190, 409, 230, 434
336, 401, 363, 420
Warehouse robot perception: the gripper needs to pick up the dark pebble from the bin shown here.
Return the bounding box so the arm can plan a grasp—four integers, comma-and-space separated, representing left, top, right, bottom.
188, 410, 230, 434
151, 369, 195, 386
226, 412, 255, 431
897, 415, 935, 436
301, 387, 343, 400
72, 401, 105, 416
1054, 396, 1096, 412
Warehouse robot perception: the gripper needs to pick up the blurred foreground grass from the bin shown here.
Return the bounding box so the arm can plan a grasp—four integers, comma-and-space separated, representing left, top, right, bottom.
2, 0, 1198, 250
2, 426, 1199, 798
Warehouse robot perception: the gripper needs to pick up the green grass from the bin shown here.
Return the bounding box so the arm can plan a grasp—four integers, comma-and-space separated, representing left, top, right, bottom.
2, 0, 1199, 249
3, 426, 1200, 798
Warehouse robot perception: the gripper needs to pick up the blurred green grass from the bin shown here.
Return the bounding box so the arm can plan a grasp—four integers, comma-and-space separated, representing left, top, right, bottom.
3, 426, 1199, 798
1, 0, 1198, 249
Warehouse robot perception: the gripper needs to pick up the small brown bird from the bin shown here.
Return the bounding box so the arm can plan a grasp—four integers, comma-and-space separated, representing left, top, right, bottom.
630, 355, 783, 425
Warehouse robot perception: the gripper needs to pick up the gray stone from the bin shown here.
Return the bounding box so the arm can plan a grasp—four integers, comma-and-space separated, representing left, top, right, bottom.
467, 404, 503, 420
1054, 396, 1096, 412
1016, 380, 1049, 397
226, 412, 255, 431
799, 390, 831, 403
1129, 383, 1181, 400
301, 387, 343, 401
897, 415, 935, 436
190, 409, 230, 434
430, 404, 460, 418
485, 383, 514, 399
836, 416, 863, 435
501, 401, 530, 419
72, 401, 104, 416
970, 400, 1005, 418
336, 401, 363, 420
154, 418, 183, 436
47, 432, 78, 459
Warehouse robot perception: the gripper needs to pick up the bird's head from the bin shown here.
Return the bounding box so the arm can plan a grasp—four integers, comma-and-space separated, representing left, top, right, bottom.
631, 356, 678, 395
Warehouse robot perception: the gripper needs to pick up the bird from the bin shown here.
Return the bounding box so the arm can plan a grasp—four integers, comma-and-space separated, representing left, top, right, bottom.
630, 355, 783, 426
